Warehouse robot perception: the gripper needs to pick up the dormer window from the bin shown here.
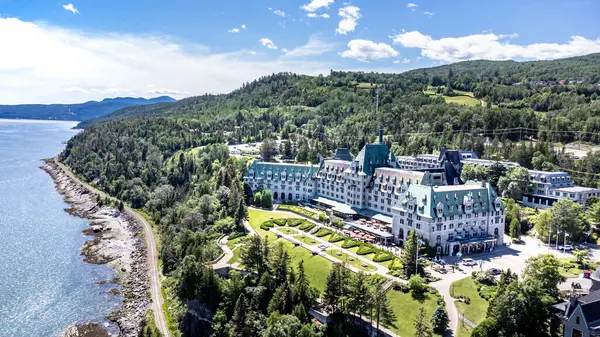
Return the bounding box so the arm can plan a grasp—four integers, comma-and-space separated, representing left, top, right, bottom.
436, 202, 444, 216
267, 170, 273, 180
281, 171, 287, 180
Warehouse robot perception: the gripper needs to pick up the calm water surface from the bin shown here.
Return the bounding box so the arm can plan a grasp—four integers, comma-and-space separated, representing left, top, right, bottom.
0, 119, 121, 337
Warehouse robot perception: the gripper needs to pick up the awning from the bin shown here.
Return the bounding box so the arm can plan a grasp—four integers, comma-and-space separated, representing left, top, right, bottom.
346, 221, 394, 239
310, 196, 357, 215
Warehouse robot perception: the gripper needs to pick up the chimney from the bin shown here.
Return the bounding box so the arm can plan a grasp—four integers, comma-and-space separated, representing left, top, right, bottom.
481, 180, 486, 188
379, 127, 384, 144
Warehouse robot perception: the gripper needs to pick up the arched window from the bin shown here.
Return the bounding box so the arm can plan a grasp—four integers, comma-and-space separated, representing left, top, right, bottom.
274, 192, 278, 200
399, 228, 404, 240
436, 235, 441, 245
288, 193, 293, 200
494, 228, 499, 237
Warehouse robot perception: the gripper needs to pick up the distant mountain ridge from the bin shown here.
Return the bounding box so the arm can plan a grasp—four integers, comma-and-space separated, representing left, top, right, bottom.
0, 96, 176, 122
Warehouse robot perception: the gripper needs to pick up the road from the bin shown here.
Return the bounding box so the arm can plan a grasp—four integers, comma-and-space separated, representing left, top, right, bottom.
54, 158, 170, 337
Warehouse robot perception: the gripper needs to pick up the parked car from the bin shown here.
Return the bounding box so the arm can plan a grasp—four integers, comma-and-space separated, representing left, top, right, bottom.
559, 245, 574, 251
488, 268, 502, 276
462, 258, 477, 266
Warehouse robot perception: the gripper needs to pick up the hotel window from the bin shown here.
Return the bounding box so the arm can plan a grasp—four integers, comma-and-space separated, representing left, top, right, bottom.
416, 223, 421, 229
417, 215, 421, 221
437, 224, 442, 231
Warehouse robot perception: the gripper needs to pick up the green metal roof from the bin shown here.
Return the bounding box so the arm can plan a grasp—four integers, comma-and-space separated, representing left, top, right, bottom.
245, 160, 317, 182
395, 182, 503, 219
354, 143, 393, 175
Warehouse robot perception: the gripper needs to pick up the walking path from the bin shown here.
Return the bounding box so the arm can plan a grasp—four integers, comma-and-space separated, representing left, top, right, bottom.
212, 235, 234, 269
55, 158, 170, 337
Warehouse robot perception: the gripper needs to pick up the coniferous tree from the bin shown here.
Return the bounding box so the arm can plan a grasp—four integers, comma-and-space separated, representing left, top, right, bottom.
414, 307, 433, 337
431, 306, 449, 335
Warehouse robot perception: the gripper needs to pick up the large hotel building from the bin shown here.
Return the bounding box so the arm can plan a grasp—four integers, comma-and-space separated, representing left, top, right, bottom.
244, 131, 505, 255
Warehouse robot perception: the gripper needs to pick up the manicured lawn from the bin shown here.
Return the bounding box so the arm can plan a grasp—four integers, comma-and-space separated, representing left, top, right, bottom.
385, 289, 442, 337
294, 234, 319, 246
326, 250, 377, 272
248, 208, 290, 240
248, 209, 333, 291
229, 246, 242, 265
451, 277, 489, 337
277, 239, 333, 292
277, 227, 299, 235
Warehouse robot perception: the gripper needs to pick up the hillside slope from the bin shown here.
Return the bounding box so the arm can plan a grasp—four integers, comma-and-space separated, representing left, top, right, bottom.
77, 54, 600, 129
0, 96, 176, 121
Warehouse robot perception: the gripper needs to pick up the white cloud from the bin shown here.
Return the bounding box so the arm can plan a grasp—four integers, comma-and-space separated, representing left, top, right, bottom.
62, 3, 79, 14
273, 9, 286, 17
281, 48, 289, 53
0, 18, 332, 104
247, 51, 257, 55
391, 30, 600, 62
241, 24, 247, 29
407, 3, 418, 8
268, 7, 272, 11
392, 60, 400, 64
402, 57, 410, 63
147, 88, 188, 95
302, 0, 334, 12
284, 35, 336, 57
228, 28, 240, 33
307, 13, 330, 18
336, 6, 360, 35
260, 37, 278, 49
340, 39, 398, 62
424, 11, 433, 16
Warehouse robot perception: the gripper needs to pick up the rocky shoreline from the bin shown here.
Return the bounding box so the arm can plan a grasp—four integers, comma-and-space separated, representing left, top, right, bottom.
42, 160, 150, 337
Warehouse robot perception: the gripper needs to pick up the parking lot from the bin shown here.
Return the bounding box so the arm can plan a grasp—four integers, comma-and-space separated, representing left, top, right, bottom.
440, 235, 600, 276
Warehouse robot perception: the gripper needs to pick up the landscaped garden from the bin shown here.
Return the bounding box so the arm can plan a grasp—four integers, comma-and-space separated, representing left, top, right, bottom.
450, 276, 490, 337
276, 204, 317, 218
326, 249, 378, 272
385, 283, 444, 337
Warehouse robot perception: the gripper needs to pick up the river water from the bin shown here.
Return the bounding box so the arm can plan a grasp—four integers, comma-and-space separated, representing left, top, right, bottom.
0, 119, 121, 336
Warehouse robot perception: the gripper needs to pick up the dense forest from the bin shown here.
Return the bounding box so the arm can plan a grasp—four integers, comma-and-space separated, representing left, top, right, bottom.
60, 53, 600, 336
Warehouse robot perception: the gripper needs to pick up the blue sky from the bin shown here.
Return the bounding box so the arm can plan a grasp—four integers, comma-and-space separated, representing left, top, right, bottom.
0, 0, 599, 104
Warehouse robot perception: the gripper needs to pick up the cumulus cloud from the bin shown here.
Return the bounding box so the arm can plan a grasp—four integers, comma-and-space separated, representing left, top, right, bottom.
424, 11, 433, 16
336, 6, 360, 35
340, 39, 398, 62
241, 24, 247, 29
284, 35, 336, 57
62, 3, 79, 14
260, 37, 278, 49
273, 9, 286, 17
0, 18, 332, 104
407, 3, 418, 8
228, 28, 240, 33
307, 13, 330, 18
391, 30, 600, 62
302, 0, 334, 12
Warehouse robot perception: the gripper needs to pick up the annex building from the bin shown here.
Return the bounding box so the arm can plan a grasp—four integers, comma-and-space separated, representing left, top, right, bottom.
244, 130, 505, 253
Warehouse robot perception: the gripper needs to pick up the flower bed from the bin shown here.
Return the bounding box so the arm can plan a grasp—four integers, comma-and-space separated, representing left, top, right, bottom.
356, 243, 379, 255
273, 218, 288, 226
277, 204, 317, 218
287, 218, 304, 227
260, 220, 277, 230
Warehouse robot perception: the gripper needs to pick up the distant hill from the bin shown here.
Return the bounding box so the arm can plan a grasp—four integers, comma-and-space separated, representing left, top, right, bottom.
76, 53, 600, 129
0, 96, 176, 122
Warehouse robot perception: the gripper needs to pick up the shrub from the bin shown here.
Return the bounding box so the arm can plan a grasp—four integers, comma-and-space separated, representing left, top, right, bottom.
273, 218, 287, 226
409, 274, 428, 294
331, 220, 344, 228
356, 244, 378, 255
278, 204, 317, 218
373, 250, 394, 262
394, 282, 410, 293
314, 228, 333, 237
287, 218, 304, 227
260, 220, 276, 230
341, 238, 361, 249
299, 222, 316, 231
229, 232, 246, 240
328, 233, 347, 243
388, 259, 403, 271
